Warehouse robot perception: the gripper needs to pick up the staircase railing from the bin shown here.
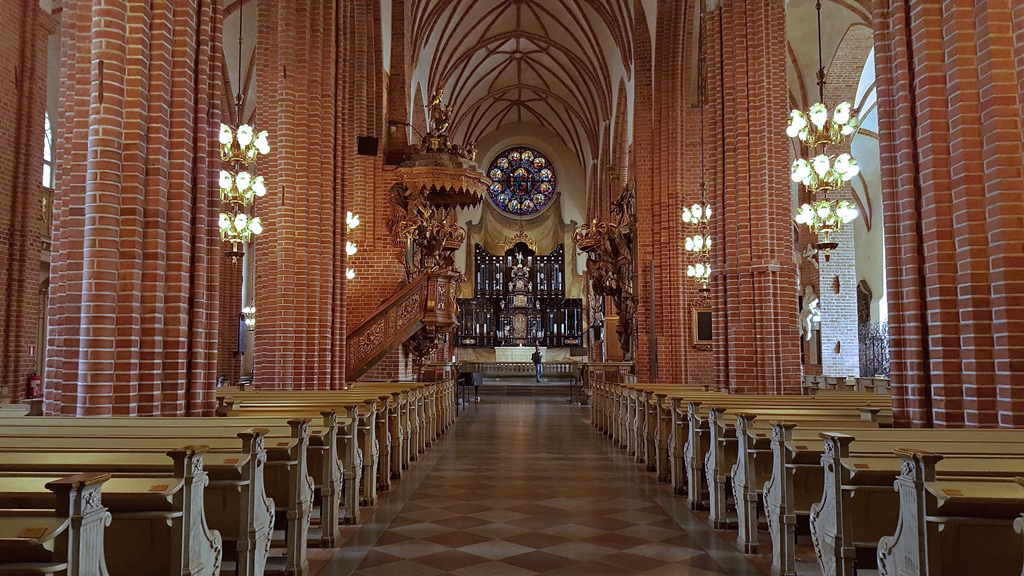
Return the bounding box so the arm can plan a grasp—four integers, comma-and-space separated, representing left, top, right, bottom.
345, 271, 461, 381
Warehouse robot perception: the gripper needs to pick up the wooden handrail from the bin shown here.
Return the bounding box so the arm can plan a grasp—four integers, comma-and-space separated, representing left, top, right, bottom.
345, 275, 430, 381
345, 271, 461, 382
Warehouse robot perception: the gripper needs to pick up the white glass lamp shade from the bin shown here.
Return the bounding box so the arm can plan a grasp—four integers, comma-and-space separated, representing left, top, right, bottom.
346, 241, 358, 256
835, 153, 860, 181
791, 159, 811, 183
838, 201, 859, 223
251, 176, 267, 197
686, 265, 696, 277
808, 103, 828, 128
685, 237, 695, 251
786, 110, 807, 138
795, 204, 814, 225
219, 170, 233, 190
841, 115, 859, 136
703, 205, 712, 219
236, 124, 254, 147
346, 268, 356, 280
681, 208, 692, 223
833, 102, 852, 126
235, 171, 252, 192
692, 204, 703, 219
219, 212, 231, 229
347, 211, 360, 229
694, 263, 706, 278
254, 131, 270, 155
693, 235, 705, 250
812, 155, 831, 178
248, 217, 263, 236
219, 124, 233, 145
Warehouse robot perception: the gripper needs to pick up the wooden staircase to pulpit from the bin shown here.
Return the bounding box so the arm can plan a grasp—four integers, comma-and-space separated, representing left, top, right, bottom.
345, 271, 461, 381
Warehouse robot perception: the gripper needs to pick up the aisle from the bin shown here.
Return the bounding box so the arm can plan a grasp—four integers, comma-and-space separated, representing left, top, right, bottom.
319, 397, 762, 575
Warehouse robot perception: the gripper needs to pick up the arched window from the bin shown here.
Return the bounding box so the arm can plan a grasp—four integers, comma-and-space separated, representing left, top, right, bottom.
487, 146, 556, 216
42, 112, 53, 188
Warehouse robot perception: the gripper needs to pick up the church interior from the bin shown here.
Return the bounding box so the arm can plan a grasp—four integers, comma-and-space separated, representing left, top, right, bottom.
0, 0, 1023, 574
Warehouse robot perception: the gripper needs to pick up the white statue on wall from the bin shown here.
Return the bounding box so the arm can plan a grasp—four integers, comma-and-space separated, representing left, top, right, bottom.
802, 244, 820, 269
799, 284, 821, 341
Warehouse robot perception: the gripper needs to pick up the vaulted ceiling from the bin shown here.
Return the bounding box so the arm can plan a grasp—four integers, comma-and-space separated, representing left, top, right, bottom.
408, 0, 636, 166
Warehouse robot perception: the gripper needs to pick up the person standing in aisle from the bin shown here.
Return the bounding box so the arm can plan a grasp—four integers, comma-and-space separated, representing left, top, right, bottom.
532, 344, 543, 382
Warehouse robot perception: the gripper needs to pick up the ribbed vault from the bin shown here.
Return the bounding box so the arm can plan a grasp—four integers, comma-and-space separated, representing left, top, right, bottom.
409, 0, 634, 165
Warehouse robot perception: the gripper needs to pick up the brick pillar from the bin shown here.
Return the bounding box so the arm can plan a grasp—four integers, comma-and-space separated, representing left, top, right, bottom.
256, 0, 392, 387
0, 1, 51, 403
818, 227, 860, 377
633, 0, 692, 383
46, 0, 223, 416
874, 0, 1024, 427
708, 0, 801, 394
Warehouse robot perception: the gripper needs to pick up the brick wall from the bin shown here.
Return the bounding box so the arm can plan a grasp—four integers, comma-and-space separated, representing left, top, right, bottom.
873, 0, 1024, 427
708, 0, 801, 394
0, 1, 50, 404
45, 0, 224, 416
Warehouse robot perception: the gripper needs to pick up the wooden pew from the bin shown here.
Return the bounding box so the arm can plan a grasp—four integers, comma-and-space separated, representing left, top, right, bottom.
216, 380, 454, 526
0, 436, 271, 576
218, 398, 378, 524
764, 424, 1024, 576
0, 420, 312, 575
703, 406, 883, 532
876, 451, 1024, 576
813, 433, 1024, 576
0, 449, 223, 576
0, 414, 334, 554
0, 473, 112, 576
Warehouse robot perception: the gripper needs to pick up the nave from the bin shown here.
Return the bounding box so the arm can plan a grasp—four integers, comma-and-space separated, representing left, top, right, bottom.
319, 396, 761, 576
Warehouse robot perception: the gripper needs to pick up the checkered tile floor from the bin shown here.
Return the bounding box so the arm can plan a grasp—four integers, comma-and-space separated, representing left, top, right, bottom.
317, 396, 763, 575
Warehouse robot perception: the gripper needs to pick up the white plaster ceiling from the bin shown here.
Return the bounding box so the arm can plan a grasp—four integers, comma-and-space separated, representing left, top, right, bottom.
408, 0, 635, 166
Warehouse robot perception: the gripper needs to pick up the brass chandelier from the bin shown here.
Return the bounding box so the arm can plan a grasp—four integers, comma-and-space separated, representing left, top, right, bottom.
789, 0, 859, 261
219, 1, 269, 261
683, 2, 712, 290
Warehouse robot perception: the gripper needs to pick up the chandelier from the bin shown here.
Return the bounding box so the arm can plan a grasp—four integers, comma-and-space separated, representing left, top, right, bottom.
219, 1, 269, 261
682, 194, 712, 288
683, 6, 712, 291
242, 305, 256, 332
788, 0, 859, 262
346, 211, 360, 279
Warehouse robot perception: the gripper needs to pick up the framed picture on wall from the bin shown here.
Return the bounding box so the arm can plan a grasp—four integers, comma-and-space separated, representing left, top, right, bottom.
691, 308, 712, 351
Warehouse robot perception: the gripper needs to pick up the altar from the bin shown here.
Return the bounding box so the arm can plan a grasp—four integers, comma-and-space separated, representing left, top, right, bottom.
495, 346, 545, 362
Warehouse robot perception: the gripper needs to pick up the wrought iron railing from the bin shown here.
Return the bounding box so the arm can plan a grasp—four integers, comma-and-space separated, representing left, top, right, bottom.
859, 321, 890, 378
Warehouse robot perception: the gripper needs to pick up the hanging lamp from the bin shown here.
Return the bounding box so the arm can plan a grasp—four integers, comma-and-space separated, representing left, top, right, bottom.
788, 0, 859, 261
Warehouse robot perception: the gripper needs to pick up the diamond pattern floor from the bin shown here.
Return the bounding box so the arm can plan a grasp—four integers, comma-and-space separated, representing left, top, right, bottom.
316, 396, 764, 575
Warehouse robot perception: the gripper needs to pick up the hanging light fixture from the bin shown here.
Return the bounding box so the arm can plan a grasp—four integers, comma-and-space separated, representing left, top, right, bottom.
788, 0, 859, 261
683, 2, 712, 291
346, 210, 360, 279
220, 1, 270, 261
242, 305, 256, 331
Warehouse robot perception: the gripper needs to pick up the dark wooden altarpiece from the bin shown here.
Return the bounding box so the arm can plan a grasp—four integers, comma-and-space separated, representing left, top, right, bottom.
457, 243, 583, 347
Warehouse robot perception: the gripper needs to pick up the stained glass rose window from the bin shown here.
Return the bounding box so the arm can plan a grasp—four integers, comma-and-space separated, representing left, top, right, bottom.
486, 147, 556, 216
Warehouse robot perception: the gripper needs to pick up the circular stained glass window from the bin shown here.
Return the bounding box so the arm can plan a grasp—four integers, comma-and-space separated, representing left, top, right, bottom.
486, 146, 556, 216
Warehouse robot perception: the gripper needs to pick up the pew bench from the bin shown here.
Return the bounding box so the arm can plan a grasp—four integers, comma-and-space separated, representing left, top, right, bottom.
0, 414, 346, 548
0, 473, 111, 576
765, 424, 1024, 576
0, 428, 312, 576
876, 451, 1024, 576
812, 432, 1024, 576
0, 471, 222, 576
0, 441, 270, 576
